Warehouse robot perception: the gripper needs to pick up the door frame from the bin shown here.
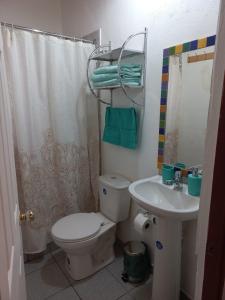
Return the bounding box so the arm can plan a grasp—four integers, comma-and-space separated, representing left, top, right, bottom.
194, 0, 225, 298
201, 74, 225, 299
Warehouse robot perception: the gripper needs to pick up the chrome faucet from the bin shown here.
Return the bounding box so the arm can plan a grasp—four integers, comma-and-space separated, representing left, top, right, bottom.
174, 171, 183, 191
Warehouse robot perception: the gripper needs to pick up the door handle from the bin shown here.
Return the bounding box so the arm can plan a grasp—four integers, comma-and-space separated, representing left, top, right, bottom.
19, 210, 35, 222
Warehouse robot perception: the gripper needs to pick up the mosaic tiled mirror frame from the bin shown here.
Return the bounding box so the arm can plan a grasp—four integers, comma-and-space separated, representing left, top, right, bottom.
158, 35, 216, 171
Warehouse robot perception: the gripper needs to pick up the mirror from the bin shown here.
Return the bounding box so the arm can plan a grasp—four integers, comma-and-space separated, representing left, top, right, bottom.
158, 35, 216, 170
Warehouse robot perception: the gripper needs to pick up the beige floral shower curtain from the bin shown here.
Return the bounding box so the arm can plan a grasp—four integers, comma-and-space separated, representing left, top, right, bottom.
1, 26, 99, 253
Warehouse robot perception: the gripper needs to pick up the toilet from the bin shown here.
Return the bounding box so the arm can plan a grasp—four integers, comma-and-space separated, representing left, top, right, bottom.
51, 174, 130, 280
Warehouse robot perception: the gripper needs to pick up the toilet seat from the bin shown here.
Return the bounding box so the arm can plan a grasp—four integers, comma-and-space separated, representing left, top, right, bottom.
51, 213, 102, 243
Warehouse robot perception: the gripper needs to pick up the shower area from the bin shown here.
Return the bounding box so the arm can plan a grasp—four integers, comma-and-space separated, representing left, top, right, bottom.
0, 23, 100, 254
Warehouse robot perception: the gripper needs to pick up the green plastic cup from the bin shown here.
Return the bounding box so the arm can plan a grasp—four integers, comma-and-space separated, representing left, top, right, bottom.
162, 164, 174, 184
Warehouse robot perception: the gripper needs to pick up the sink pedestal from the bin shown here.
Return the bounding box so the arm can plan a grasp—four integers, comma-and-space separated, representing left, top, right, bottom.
128, 175, 199, 300
152, 218, 182, 300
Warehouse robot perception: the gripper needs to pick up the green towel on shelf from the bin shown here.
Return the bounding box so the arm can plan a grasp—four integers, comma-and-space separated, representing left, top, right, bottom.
91, 72, 141, 83
91, 73, 119, 82
93, 78, 141, 88
103, 107, 138, 150
94, 64, 142, 75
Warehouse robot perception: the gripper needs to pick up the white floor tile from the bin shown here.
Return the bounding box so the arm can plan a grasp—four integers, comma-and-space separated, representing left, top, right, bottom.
46, 287, 80, 300
73, 269, 126, 300
25, 253, 54, 275
107, 257, 136, 292
26, 262, 70, 300
47, 242, 59, 253
118, 294, 133, 300
51, 248, 66, 262
55, 257, 75, 284
128, 278, 152, 300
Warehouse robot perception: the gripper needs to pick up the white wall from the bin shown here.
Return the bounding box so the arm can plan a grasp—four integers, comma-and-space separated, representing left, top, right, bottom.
0, 0, 63, 33
61, 1, 220, 298
61, 0, 219, 179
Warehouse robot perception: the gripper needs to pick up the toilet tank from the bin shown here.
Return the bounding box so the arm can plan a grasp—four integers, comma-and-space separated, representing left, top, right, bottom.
99, 174, 131, 223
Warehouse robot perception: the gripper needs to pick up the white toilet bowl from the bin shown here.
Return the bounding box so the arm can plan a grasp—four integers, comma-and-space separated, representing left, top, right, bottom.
51, 174, 130, 280
52, 212, 116, 280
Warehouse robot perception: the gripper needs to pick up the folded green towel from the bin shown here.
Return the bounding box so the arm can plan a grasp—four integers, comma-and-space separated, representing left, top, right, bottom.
94, 64, 142, 75
91, 73, 119, 82
103, 107, 138, 149
122, 72, 142, 78
91, 72, 141, 83
93, 78, 141, 88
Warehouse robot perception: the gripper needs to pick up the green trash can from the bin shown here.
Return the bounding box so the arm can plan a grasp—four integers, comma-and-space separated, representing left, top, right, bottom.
122, 241, 151, 283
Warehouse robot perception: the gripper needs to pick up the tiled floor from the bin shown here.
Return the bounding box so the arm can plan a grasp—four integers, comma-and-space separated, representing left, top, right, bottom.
25, 244, 190, 300
25, 245, 153, 300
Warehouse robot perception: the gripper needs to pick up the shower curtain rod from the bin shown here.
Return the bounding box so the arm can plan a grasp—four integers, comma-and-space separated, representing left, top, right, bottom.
0, 22, 94, 44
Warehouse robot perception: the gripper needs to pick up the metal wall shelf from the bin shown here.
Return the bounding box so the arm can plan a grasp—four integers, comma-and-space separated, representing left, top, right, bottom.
93, 84, 143, 90
91, 48, 144, 62
87, 28, 148, 106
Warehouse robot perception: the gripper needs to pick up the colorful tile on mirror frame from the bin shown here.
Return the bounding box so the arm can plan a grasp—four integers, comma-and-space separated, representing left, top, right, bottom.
161, 81, 168, 90
197, 38, 207, 49
159, 135, 165, 142
158, 155, 164, 163
162, 73, 169, 82
206, 35, 216, 46
161, 89, 167, 98
169, 46, 175, 55
160, 98, 167, 105
158, 148, 164, 156
159, 128, 165, 135
160, 105, 167, 113
163, 48, 169, 57
162, 65, 169, 73
160, 112, 166, 120
158, 141, 164, 149
190, 40, 198, 51
175, 44, 183, 54
183, 42, 191, 52
163, 57, 169, 66
160, 120, 165, 128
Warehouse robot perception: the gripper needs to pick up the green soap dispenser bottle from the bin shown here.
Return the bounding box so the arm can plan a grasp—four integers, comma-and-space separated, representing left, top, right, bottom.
188, 168, 202, 197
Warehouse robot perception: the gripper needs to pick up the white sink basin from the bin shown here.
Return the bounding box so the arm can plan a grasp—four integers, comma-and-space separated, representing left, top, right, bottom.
129, 175, 199, 220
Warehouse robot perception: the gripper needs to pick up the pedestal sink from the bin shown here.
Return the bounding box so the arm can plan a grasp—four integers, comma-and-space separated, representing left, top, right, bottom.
129, 175, 200, 300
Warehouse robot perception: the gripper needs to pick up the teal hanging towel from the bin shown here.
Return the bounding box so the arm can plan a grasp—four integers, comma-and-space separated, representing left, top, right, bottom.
103, 107, 138, 150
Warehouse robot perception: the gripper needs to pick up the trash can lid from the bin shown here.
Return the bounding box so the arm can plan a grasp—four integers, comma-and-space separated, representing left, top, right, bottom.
124, 241, 145, 256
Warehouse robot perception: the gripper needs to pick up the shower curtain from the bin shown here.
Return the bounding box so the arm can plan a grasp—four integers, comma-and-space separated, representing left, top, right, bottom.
1, 26, 99, 253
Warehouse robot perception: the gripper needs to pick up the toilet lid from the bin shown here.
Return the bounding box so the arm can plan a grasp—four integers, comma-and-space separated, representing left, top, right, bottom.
51, 213, 102, 243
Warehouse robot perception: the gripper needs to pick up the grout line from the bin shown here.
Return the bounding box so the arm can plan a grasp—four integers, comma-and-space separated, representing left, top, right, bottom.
71, 285, 82, 300
25, 257, 56, 276
50, 251, 82, 300
106, 260, 136, 293
116, 293, 133, 300
44, 286, 74, 300
51, 250, 131, 300
51, 253, 70, 281
107, 267, 132, 292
